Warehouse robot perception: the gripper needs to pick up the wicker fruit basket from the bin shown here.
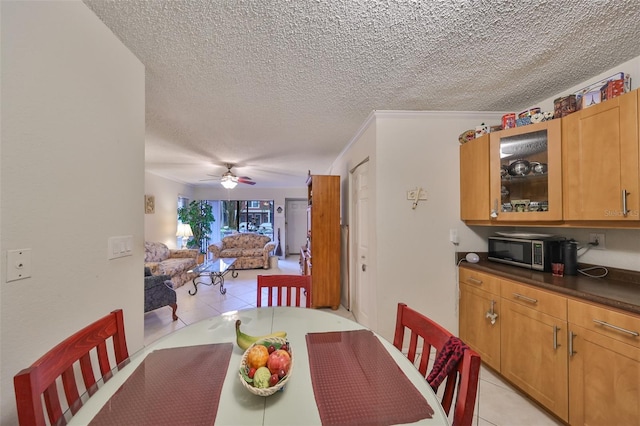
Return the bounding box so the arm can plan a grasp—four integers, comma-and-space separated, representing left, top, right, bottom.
239, 337, 293, 396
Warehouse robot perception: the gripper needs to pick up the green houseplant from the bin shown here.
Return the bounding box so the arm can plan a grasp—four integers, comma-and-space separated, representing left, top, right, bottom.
177, 200, 215, 254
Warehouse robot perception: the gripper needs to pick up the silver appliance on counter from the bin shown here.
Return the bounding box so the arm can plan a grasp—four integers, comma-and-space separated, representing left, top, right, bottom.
488, 232, 566, 272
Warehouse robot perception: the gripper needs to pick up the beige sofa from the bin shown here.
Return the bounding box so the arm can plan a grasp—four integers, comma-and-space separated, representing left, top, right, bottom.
208, 233, 275, 270
144, 241, 198, 288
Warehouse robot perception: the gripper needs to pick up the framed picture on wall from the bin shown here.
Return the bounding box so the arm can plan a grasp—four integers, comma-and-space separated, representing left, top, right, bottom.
145, 195, 155, 214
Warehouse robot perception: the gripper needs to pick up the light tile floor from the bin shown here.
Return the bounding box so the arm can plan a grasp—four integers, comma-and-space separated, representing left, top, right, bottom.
144, 256, 563, 426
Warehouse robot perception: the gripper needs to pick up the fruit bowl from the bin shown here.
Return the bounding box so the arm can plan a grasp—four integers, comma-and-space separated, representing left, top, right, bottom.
239, 337, 293, 397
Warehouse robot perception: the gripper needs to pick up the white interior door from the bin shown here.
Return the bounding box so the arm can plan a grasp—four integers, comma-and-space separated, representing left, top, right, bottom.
285, 199, 308, 255
351, 162, 372, 328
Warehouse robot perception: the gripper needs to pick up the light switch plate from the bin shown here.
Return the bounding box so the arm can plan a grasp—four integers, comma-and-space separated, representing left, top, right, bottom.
407, 189, 428, 200
7, 249, 32, 282
108, 236, 134, 260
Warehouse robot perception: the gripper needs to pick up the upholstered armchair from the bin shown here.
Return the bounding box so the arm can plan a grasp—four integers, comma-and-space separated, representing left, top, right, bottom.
144, 267, 178, 321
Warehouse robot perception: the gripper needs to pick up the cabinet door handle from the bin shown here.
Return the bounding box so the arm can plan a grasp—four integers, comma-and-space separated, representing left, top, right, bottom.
553, 325, 561, 350
490, 199, 499, 218
622, 189, 630, 217
485, 299, 498, 325
569, 331, 576, 357
593, 319, 639, 337
468, 277, 483, 285
513, 293, 538, 304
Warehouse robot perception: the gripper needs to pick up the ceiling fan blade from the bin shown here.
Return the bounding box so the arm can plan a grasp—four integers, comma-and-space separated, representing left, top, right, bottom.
238, 177, 256, 185
201, 174, 221, 181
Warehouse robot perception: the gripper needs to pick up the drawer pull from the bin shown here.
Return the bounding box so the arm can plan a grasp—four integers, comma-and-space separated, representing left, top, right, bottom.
513, 293, 538, 304
593, 319, 639, 337
467, 277, 483, 285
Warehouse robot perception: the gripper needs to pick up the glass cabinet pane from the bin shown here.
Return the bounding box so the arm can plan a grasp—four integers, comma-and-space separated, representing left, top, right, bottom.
499, 130, 550, 213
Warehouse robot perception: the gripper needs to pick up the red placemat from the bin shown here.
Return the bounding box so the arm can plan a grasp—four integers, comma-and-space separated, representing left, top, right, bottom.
306, 330, 434, 426
90, 343, 233, 426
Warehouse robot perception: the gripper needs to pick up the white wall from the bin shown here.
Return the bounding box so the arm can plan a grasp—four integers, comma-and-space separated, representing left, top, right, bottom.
0, 2, 145, 424
332, 111, 503, 342
376, 113, 503, 340
145, 172, 194, 247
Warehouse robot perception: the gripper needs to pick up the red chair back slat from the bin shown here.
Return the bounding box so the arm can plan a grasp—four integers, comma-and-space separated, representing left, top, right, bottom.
257, 275, 311, 307
14, 309, 129, 426
393, 303, 480, 426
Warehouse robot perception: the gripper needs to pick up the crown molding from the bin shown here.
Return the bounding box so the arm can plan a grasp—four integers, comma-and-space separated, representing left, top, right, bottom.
336, 109, 506, 162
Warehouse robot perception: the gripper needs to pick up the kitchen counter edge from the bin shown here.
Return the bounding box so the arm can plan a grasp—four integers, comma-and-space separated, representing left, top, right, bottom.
457, 254, 640, 316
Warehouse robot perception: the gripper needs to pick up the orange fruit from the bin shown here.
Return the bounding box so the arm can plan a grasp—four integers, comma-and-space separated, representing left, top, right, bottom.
246, 344, 269, 369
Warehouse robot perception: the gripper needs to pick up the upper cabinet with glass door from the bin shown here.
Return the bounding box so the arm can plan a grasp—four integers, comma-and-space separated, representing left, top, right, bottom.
489, 120, 563, 222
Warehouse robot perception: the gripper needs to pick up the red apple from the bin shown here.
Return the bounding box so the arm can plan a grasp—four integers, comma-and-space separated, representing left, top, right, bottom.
269, 373, 279, 387
267, 349, 291, 375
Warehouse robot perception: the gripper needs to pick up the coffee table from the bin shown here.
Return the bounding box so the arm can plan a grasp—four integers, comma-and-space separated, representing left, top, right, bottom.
187, 258, 237, 295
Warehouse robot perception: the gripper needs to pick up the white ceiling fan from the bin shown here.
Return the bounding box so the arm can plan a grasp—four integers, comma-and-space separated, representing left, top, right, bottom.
201, 163, 256, 188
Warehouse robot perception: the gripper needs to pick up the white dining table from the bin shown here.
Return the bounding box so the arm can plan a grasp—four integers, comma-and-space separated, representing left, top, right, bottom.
68, 307, 450, 425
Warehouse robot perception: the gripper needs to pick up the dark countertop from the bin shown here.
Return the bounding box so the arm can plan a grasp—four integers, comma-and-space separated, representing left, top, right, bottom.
457, 253, 640, 316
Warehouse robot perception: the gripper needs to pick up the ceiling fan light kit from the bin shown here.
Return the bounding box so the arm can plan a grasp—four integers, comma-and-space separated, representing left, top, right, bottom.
221, 175, 238, 189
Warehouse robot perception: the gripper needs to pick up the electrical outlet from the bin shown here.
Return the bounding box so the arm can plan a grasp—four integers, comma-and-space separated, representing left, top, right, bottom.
589, 233, 606, 250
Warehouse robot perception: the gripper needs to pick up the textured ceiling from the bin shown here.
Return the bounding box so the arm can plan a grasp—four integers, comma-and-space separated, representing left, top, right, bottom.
83, 0, 640, 188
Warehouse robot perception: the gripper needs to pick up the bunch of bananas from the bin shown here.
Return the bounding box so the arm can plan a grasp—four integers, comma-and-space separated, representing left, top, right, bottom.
235, 319, 287, 350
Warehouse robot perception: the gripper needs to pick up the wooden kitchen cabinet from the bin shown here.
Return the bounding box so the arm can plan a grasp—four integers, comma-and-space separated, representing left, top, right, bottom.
460, 266, 640, 424
562, 89, 639, 221
306, 174, 340, 309
489, 119, 563, 222
460, 134, 490, 220
500, 280, 569, 422
568, 299, 640, 425
458, 268, 501, 370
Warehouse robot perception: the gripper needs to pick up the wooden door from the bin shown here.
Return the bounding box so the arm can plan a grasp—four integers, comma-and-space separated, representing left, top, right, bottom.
568, 299, 640, 425
352, 162, 373, 327
460, 134, 490, 220
569, 324, 640, 425
459, 282, 501, 371
501, 299, 568, 421
562, 89, 639, 220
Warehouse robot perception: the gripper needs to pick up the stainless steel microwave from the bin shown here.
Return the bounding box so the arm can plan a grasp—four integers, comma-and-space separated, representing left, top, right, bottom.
488, 236, 563, 272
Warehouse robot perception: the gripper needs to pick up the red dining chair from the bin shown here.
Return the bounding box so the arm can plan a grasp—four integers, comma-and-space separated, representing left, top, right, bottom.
14, 309, 129, 426
257, 275, 311, 307
393, 303, 481, 426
